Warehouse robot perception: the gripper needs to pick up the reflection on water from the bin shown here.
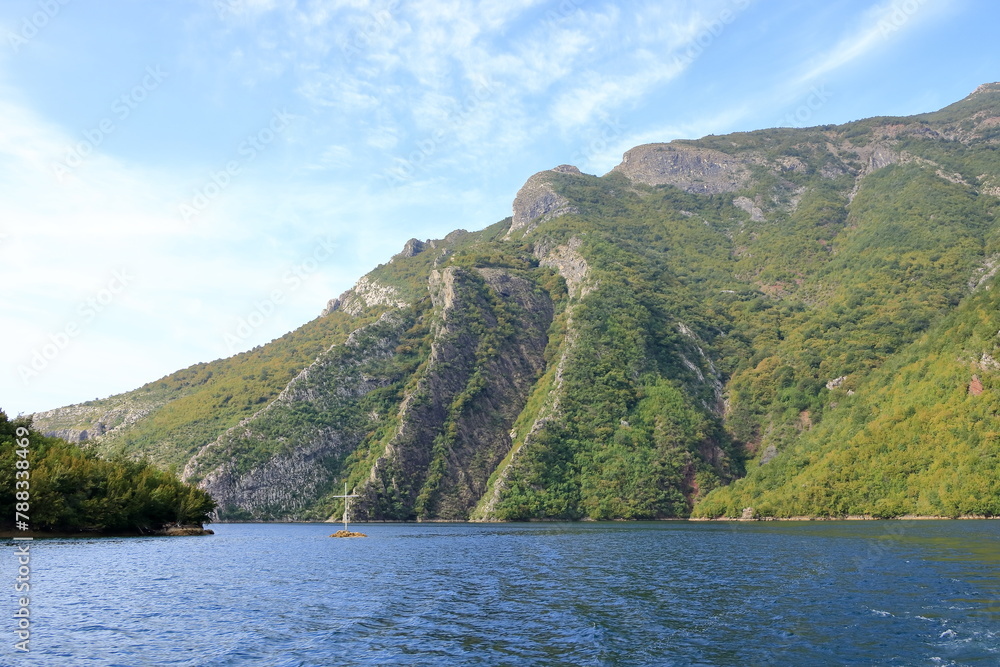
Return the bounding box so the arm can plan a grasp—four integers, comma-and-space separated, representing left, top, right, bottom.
4, 520, 998, 665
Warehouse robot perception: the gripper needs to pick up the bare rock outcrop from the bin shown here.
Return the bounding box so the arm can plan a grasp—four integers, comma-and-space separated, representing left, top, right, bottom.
355, 266, 554, 521
610, 143, 754, 193
534, 236, 592, 298
395, 238, 427, 259
507, 165, 581, 237
327, 275, 408, 316
733, 196, 765, 222
33, 399, 155, 446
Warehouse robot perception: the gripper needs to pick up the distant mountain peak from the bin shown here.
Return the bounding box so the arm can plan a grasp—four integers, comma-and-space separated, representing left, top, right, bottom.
969, 81, 1000, 98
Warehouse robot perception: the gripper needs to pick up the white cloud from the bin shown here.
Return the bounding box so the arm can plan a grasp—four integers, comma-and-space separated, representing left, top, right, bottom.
309, 144, 353, 170
0, 92, 363, 414
543, 1, 744, 129
9, 0, 977, 416
366, 124, 400, 150
794, 0, 946, 85
475, 0, 548, 32
549, 54, 687, 129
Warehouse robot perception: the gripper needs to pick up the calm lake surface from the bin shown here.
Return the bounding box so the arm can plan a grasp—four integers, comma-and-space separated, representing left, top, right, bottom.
3, 521, 998, 666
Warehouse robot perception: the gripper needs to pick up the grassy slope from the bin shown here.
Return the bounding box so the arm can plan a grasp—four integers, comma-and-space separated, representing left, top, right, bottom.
35, 309, 369, 470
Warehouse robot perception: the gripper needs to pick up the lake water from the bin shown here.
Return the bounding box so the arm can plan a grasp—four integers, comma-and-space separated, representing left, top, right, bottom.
3, 520, 998, 666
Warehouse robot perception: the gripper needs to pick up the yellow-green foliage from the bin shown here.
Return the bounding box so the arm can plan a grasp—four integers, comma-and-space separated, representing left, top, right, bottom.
67, 310, 370, 468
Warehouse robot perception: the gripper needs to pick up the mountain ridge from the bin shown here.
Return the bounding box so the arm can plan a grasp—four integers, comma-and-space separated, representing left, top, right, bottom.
32, 83, 1000, 520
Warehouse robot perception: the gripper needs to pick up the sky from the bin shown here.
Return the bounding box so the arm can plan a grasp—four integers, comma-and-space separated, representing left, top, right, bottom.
1, 0, 997, 416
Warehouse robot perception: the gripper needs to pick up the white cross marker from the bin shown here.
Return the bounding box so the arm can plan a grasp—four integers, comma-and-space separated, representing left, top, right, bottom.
332, 482, 360, 532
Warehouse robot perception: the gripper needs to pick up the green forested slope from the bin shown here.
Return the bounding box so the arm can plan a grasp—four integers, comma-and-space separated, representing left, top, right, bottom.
32, 83, 1000, 520
695, 277, 1000, 518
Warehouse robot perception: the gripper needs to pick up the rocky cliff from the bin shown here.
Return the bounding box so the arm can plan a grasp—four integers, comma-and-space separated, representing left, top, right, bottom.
610, 143, 757, 193
183, 311, 414, 519
354, 266, 554, 520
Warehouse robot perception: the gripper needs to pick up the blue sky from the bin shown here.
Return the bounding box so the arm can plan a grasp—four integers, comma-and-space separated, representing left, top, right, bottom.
2, 0, 997, 415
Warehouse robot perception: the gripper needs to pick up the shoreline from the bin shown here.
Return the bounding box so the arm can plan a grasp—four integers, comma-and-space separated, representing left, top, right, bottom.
212, 515, 998, 525
689, 514, 999, 522
7, 517, 994, 537
0, 524, 214, 539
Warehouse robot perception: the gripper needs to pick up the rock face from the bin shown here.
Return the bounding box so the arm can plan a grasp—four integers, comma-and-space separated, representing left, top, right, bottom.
507, 165, 581, 236
320, 298, 340, 317
334, 276, 408, 316
184, 312, 411, 518
535, 236, 591, 298
42, 425, 104, 443
611, 143, 754, 193
34, 401, 153, 445
395, 238, 427, 260
733, 196, 765, 222
354, 266, 554, 521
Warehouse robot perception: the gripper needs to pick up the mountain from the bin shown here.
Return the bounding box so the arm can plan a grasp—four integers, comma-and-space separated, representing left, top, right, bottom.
33, 83, 1000, 521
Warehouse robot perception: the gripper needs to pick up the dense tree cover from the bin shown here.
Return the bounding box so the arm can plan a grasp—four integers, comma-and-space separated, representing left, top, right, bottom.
0, 412, 215, 533
695, 276, 1000, 518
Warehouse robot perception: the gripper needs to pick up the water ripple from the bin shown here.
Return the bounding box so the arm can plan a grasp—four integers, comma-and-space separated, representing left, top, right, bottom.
4, 520, 998, 665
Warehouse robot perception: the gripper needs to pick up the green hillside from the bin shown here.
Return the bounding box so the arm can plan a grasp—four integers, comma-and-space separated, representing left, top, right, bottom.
33, 83, 1000, 521
32, 309, 371, 469
695, 277, 1000, 518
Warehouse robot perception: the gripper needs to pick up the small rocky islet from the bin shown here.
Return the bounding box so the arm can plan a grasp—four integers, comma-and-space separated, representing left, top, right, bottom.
330, 530, 367, 538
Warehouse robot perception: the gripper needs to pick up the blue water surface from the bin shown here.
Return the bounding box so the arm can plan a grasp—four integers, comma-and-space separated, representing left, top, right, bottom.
2, 520, 998, 666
